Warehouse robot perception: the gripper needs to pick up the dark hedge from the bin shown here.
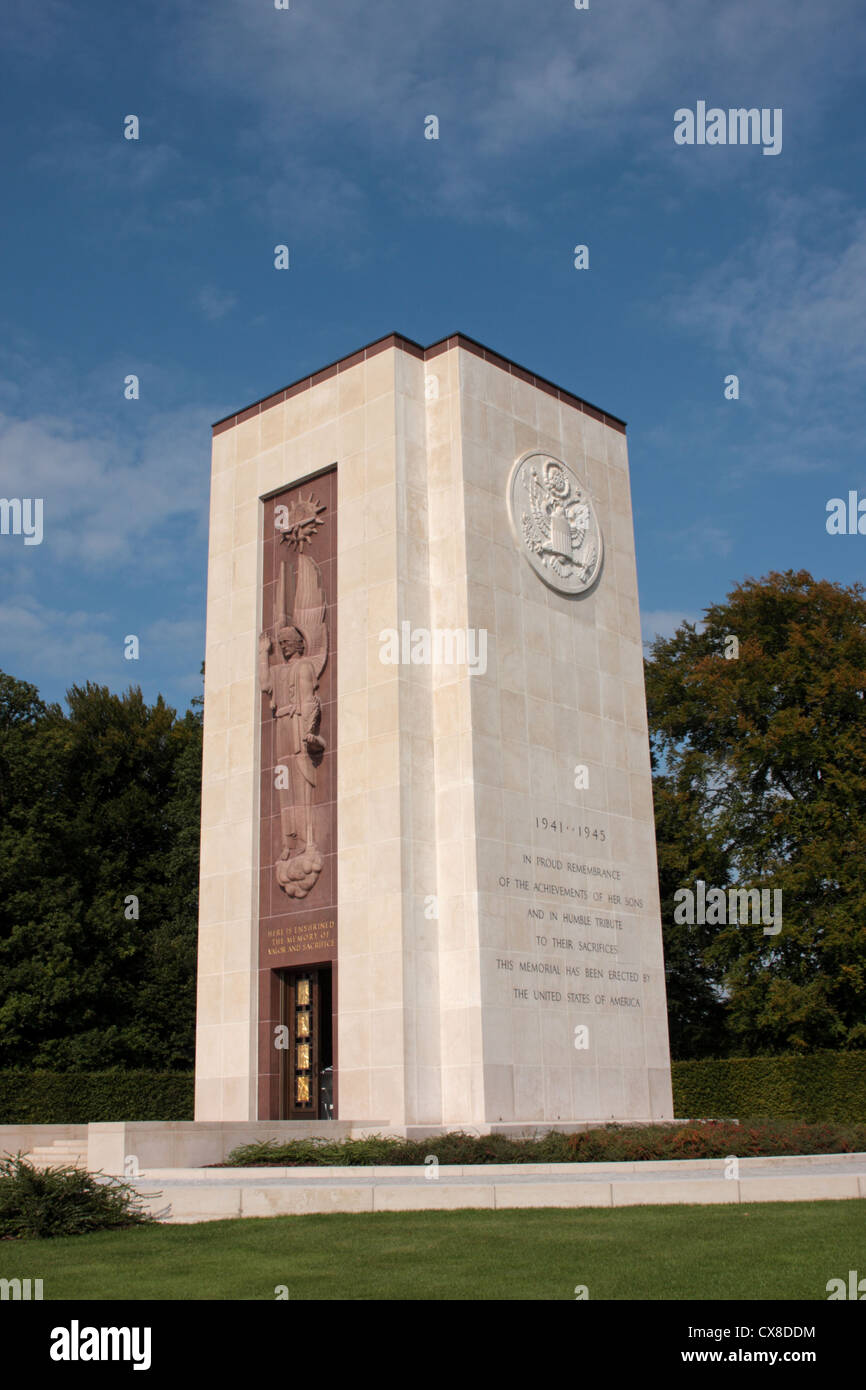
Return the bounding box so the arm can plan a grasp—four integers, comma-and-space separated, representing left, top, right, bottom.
1, 1053, 864, 1125
0, 1071, 194, 1124
672, 1052, 866, 1123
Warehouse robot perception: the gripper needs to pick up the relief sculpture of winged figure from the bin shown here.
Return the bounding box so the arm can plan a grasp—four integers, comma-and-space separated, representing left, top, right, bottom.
258, 499, 329, 899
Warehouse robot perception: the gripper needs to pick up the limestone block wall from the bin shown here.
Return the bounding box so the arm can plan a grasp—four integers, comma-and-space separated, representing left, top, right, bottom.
453, 347, 672, 1123
195, 333, 672, 1125
196, 342, 416, 1120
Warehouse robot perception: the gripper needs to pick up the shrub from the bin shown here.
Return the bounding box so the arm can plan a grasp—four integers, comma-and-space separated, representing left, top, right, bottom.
224, 1119, 866, 1168
0, 1154, 156, 1239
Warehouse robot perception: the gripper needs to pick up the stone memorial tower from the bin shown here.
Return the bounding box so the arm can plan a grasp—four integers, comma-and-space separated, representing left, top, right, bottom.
194, 332, 674, 1130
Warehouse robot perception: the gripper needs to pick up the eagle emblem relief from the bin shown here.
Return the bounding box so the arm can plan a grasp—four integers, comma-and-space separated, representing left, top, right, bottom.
508, 453, 603, 595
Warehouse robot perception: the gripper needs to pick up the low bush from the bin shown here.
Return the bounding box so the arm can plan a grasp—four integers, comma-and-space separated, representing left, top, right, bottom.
564, 1119, 866, 1162
224, 1119, 866, 1168
0, 1154, 156, 1239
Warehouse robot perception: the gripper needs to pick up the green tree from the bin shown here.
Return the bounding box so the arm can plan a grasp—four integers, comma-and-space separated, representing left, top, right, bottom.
0, 673, 202, 1070
651, 763, 730, 1059
646, 570, 866, 1056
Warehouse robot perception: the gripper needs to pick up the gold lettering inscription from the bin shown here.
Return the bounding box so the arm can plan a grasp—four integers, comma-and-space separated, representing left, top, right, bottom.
266, 919, 337, 956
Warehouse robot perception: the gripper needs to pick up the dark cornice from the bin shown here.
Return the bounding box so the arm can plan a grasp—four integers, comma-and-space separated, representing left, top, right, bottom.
213, 331, 626, 436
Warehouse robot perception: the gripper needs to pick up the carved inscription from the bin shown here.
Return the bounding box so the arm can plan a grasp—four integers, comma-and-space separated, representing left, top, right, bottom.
494, 839, 652, 1011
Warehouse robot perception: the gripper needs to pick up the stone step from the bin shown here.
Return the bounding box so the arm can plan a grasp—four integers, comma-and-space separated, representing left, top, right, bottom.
29, 1145, 86, 1154
24, 1141, 88, 1168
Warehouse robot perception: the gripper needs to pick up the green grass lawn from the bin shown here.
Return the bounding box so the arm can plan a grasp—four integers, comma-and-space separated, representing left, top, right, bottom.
2, 1200, 863, 1300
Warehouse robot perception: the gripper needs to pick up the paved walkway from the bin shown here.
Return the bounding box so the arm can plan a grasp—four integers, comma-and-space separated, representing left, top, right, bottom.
129, 1152, 866, 1222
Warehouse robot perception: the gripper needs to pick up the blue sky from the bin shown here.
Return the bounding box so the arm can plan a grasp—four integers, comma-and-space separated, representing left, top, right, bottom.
1, 0, 864, 712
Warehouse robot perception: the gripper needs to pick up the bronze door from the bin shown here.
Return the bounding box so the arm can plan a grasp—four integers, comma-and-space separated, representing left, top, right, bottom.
282, 967, 332, 1119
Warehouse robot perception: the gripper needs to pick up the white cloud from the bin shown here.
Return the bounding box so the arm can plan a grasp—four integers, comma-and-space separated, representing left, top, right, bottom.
164, 0, 865, 221
664, 190, 866, 476
0, 597, 205, 704
0, 595, 117, 684
0, 403, 211, 570
669, 193, 866, 403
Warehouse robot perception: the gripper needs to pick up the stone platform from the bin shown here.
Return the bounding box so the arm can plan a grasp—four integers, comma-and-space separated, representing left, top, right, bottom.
128, 1153, 866, 1223
2, 1118, 685, 1175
